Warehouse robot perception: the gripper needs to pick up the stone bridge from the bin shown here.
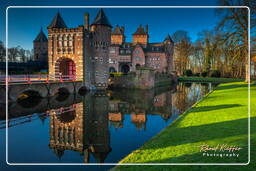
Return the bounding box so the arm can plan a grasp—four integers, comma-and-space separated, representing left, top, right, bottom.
0, 81, 87, 103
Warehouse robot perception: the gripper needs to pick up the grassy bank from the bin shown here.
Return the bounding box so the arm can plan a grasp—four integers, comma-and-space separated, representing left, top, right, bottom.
111, 82, 255, 170
178, 76, 244, 83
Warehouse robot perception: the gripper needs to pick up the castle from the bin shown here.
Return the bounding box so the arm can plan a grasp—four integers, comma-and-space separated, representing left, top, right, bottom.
34, 9, 174, 90
109, 25, 174, 74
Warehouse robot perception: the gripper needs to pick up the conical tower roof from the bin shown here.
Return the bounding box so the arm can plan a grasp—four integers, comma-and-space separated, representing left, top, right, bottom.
91, 9, 112, 28
48, 12, 67, 28
34, 27, 48, 42
164, 34, 174, 43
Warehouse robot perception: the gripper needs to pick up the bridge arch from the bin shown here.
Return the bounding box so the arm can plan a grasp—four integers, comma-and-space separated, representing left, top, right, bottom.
17, 90, 42, 101
8, 84, 48, 102
48, 82, 75, 96
78, 86, 87, 95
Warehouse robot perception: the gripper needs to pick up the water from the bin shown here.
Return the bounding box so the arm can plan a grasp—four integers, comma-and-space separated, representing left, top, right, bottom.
0, 82, 212, 166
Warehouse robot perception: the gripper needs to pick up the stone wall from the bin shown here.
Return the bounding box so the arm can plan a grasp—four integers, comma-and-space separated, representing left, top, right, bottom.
109, 68, 177, 89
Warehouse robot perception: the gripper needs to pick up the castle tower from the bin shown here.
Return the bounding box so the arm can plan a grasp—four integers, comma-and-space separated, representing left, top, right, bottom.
49, 103, 84, 158
47, 12, 84, 80
88, 9, 112, 90
84, 92, 111, 163
111, 25, 125, 45
163, 34, 174, 73
33, 27, 48, 62
132, 24, 149, 45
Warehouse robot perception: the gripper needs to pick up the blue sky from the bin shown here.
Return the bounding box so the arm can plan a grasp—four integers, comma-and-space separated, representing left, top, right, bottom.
1, 0, 221, 50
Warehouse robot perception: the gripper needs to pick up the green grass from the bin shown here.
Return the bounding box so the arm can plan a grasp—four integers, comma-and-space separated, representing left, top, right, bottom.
111, 82, 256, 171
178, 77, 244, 83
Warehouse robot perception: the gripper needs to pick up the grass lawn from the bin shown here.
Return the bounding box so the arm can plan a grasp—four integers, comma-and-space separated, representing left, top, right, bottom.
178, 77, 244, 83
111, 82, 255, 171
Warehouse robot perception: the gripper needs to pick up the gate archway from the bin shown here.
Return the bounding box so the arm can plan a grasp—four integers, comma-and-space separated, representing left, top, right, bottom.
55, 58, 76, 79
121, 64, 130, 74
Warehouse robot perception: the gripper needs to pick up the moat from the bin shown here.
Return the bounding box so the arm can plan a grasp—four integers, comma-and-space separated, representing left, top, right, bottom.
0, 82, 213, 164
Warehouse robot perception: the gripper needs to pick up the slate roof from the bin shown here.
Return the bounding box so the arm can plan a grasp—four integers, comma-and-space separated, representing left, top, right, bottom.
91, 9, 112, 28
112, 25, 124, 35
133, 25, 147, 35
34, 27, 48, 42
48, 12, 67, 28
164, 34, 174, 43
146, 43, 165, 52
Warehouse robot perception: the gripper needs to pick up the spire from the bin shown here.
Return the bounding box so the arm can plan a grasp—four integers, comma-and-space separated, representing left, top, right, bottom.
91, 8, 112, 28
48, 11, 67, 28
34, 27, 48, 42
164, 34, 173, 43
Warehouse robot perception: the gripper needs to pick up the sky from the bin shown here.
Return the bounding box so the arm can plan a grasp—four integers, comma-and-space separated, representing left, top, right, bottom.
0, 0, 222, 50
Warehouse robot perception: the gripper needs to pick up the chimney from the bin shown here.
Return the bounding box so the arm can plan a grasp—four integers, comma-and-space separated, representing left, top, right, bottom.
145, 24, 148, 34
84, 13, 89, 30
121, 26, 125, 34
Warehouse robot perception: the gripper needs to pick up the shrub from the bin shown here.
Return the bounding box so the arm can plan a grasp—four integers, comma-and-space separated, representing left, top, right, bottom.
201, 71, 208, 77
210, 70, 221, 77
183, 69, 193, 76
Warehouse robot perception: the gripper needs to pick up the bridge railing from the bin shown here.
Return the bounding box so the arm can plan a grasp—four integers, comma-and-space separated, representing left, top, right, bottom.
0, 74, 83, 85
0, 104, 78, 129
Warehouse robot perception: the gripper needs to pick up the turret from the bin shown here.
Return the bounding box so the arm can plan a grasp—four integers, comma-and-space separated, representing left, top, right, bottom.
111, 25, 125, 45
164, 34, 174, 74
132, 24, 149, 45
33, 27, 48, 62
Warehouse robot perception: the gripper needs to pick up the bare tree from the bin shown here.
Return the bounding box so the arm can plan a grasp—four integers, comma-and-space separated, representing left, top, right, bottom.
191, 40, 204, 73
8, 47, 19, 62
18, 47, 26, 62
216, 0, 256, 81
172, 30, 193, 75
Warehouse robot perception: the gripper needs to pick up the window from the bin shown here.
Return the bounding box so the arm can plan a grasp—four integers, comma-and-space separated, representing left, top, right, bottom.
135, 50, 140, 54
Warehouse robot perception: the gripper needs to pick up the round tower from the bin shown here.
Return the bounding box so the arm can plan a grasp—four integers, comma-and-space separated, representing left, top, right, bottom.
90, 9, 112, 90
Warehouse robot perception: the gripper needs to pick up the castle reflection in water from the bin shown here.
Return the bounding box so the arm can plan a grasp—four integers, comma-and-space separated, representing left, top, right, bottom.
48, 87, 175, 163
3, 83, 211, 163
